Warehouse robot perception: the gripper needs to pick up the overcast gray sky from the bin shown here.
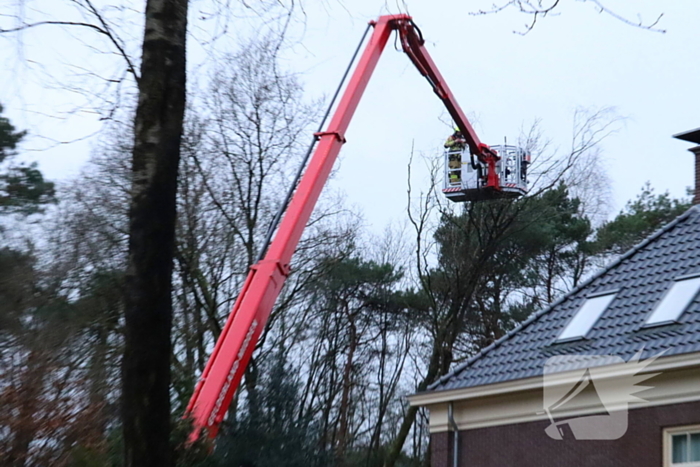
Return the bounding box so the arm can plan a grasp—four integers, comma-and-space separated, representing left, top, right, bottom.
2, 0, 699, 232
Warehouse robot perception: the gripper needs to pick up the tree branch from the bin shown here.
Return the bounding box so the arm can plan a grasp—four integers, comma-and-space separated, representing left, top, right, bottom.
0, 18, 141, 83
469, 0, 665, 34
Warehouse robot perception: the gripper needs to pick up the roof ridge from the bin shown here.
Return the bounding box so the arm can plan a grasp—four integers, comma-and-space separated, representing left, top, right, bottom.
427, 205, 700, 392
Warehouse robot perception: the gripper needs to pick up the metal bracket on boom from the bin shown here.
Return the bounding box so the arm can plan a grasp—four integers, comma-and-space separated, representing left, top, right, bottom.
314, 131, 347, 143
251, 259, 291, 277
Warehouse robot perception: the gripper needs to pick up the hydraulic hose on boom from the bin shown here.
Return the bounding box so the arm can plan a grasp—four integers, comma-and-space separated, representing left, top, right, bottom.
185, 14, 506, 442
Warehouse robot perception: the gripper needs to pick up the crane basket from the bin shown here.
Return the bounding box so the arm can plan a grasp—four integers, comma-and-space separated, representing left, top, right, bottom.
443, 144, 529, 202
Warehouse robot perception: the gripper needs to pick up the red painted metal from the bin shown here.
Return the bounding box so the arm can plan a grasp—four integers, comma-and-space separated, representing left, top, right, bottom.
393, 19, 500, 187
185, 14, 500, 441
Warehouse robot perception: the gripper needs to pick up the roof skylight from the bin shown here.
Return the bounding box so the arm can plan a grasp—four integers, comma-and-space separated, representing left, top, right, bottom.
645, 275, 700, 327
556, 292, 617, 342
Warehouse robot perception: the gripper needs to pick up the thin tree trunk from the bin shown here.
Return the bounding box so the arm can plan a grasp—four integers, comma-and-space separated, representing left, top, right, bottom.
8, 350, 43, 467
335, 318, 357, 464
383, 329, 453, 467
122, 0, 188, 465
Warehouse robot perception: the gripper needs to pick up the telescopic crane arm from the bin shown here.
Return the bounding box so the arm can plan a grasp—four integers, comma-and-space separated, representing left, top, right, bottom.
393, 19, 500, 187
185, 14, 501, 441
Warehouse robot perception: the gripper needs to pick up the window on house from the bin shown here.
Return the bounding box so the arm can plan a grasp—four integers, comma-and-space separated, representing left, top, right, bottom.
664, 426, 700, 466
645, 275, 700, 327
556, 292, 617, 342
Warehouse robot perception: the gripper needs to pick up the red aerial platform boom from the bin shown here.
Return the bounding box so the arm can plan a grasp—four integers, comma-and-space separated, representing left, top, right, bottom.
185, 14, 507, 441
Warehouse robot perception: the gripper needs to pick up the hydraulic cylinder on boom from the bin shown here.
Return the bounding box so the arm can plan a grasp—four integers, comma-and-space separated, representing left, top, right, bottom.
185, 13, 528, 442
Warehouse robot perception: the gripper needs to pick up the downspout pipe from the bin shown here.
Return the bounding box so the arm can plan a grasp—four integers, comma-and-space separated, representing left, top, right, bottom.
448, 402, 459, 467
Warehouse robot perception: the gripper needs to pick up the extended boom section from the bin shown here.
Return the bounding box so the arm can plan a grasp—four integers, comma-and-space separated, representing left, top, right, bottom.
186, 15, 399, 441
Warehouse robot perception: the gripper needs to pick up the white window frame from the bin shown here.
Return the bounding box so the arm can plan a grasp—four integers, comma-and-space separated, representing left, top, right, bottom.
555, 291, 617, 342
664, 425, 700, 467
645, 274, 700, 327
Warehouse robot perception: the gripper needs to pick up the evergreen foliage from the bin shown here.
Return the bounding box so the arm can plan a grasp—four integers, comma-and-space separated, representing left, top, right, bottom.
0, 103, 26, 163
213, 351, 327, 467
594, 182, 692, 255
0, 104, 55, 214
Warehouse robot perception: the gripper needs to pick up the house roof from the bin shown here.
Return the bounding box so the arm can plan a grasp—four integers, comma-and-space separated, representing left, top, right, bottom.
674, 128, 700, 145
428, 206, 700, 393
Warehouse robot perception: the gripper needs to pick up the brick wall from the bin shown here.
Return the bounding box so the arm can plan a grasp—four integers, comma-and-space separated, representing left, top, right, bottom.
430, 400, 700, 467
431, 431, 450, 467
691, 147, 700, 205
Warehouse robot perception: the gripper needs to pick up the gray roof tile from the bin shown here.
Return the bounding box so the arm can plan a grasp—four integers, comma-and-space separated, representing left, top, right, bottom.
428, 206, 700, 393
